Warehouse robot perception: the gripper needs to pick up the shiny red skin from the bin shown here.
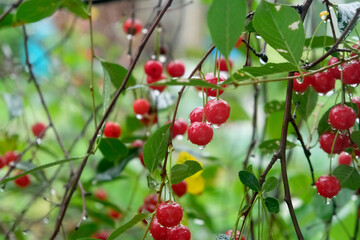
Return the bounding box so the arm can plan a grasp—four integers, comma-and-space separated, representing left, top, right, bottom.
168, 225, 191, 240
328, 105, 356, 130
167, 60, 185, 77
147, 74, 167, 92
319, 132, 349, 154
104, 122, 121, 138
32, 122, 46, 137
311, 72, 335, 94
172, 119, 188, 138
123, 18, 142, 35
0, 156, 5, 169
95, 189, 107, 200
351, 43, 360, 57
216, 57, 233, 72
91, 230, 111, 240
189, 107, 203, 123
133, 99, 150, 115
156, 201, 183, 228
203, 73, 226, 97
327, 57, 341, 79
172, 181, 187, 197
342, 61, 360, 85
293, 72, 311, 93
187, 122, 213, 146
315, 175, 341, 198
225, 230, 244, 240
4, 151, 18, 165
338, 152, 352, 165
352, 96, 360, 117
14, 174, 31, 188
144, 193, 161, 206
145, 60, 163, 78
204, 99, 231, 125
150, 218, 169, 240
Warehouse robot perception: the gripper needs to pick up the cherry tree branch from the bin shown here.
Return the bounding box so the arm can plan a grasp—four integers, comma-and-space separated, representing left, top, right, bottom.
0, 0, 23, 23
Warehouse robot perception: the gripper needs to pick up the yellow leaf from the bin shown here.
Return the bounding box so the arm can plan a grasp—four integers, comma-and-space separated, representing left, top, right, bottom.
176, 151, 203, 177
185, 175, 204, 195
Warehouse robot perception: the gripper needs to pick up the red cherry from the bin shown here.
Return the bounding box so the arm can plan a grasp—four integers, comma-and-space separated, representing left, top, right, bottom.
144, 193, 161, 206
319, 132, 348, 154
104, 122, 121, 138
293, 72, 312, 93
338, 152, 352, 165
189, 107, 203, 123
150, 218, 169, 240
351, 43, 360, 57
4, 151, 18, 165
0, 156, 5, 169
168, 225, 191, 240
342, 61, 360, 85
328, 105, 356, 130
172, 119, 188, 138
235, 36, 244, 48
172, 181, 187, 197
133, 99, 150, 115
216, 57, 233, 72
352, 96, 360, 117
315, 175, 341, 198
167, 60, 185, 77
225, 230, 243, 240
123, 18, 142, 35
327, 57, 341, 79
204, 99, 231, 125
108, 209, 122, 220
203, 73, 226, 97
311, 72, 335, 94
31, 122, 46, 138
91, 230, 111, 240
145, 60, 163, 78
95, 189, 107, 200
139, 152, 145, 166
14, 173, 31, 188
187, 122, 213, 146
131, 139, 144, 148
147, 74, 167, 92
155, 201, 183, 228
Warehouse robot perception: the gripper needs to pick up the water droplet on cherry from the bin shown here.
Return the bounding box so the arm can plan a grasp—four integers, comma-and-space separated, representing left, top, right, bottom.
126, 34, 133, 40
198, 145, 206, 150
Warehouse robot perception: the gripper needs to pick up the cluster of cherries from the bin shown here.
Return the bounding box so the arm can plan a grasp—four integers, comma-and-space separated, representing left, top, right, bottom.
94, 189, 123, 220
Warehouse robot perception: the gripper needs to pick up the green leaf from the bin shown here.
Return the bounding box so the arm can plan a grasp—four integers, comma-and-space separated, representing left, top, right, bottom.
305, 36, 334, 48
264, 197, 280, 213
238, 170, 260, 192
99, 138, 128, 162
16, 0, 63, 23
170, 160, 203, 184
312, 194, 333, 221
147, 175, 159, 189
263, 176, 278, 192
107, 213, 148, 240
333, 165, 360, 190
292, 87, 318, 120
216, 234, 231, 240
259, 139, 296, 155
207, 0, 247, 58
62, 0, 88, 19
143, 124, 170, 173
264, 100, 285, 115
253, 2, 305, 66
101, 61, 136, 89
0, 13, 15, 28
225, 62, 298, 84
337, 2, 360, 37
3, 93, 23, 119
101, 61, 111, 116
77, 238, 98, 240
350, 131, 360, 147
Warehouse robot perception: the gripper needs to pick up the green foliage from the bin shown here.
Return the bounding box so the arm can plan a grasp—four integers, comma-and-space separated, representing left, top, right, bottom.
170, 160, 203, 184
333, 165, 360, 190
264, 197, 280, 213
259, 139, 296, 155
99, 138, 128, 162
292, 88, 318, 120
238, 170, 260, 192
16, 0, 63, 23
107, 213, 148, 240
263, 176, 278, 193
101, 61, 137, 89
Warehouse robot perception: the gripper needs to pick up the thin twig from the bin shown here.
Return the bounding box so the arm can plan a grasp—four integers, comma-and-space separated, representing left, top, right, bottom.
0, 0, 24, 23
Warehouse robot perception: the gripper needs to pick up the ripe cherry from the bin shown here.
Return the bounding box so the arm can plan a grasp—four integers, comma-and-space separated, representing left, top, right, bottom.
342, 61, 360, 85
203, 73, 226, 97
352, 96, 360, 117
91, 230, 111, 240
311, 72, 335, 94
293, 72, 312, 93
32, 122, 46, 138
328, 105, 356, 130
108, 209, 122, 220
150, 218, 169, 240
225, 230, 244, 240
216, 57, 233, 72
104, 122, 121, 138
0, 156, 4, 169
144, 193, 161, 206
189, 107, 203, 123
123, 18, 142, 35
95, 189, 107, 200
168, 225, 191, 240
131, 139, 144, 148
133, 99, 150, 115
167, 60, 185, 77
172, 119, 188, 138
156, 201, 183, 227
315, 175, 341, 198
338, 151, 352, 165
145, 60, 163, 78
204, 99, 231, 125
147, 74, 167, 92
172, 180, 187, 197
327, 57, 341, 79
4, 151, 18, 165
187, 122, 213, 146
319, 132, 349, 154
14, 173, 31, 188
351, 43, 360, 57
